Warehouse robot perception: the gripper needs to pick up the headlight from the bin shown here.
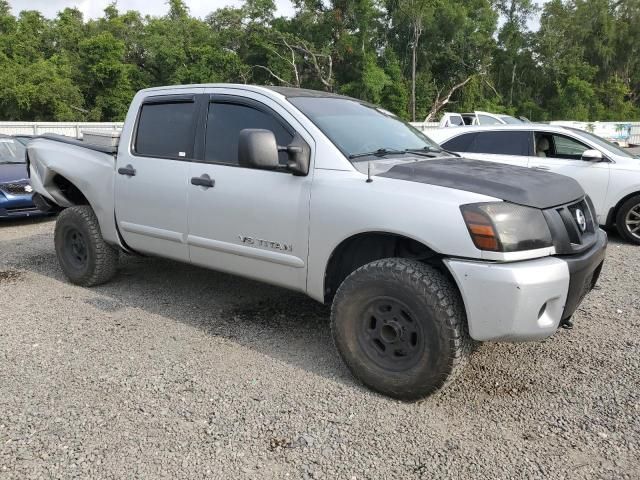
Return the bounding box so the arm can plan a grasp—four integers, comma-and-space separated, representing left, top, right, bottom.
460, 202, 553, 252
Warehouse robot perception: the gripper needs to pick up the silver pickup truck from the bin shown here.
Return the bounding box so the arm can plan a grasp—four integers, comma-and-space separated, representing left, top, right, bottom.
27, 84, 607, 400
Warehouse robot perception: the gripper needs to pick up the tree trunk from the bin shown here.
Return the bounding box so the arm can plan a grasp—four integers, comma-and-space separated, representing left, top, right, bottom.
411, 22, 421, 122
509, 63, 516, 107
412, 38, 417, 121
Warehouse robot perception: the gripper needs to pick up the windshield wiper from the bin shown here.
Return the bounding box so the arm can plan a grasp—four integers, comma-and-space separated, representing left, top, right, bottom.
348, 146, 451, 160
408, 146, 461, 157
0, 161, 26, 165
404, 146, 443, 157
348, 148, 409, 160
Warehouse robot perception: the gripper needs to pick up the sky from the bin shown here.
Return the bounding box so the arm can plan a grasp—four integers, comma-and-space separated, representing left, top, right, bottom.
8, 0, 295, 19
9, 0, 544, 30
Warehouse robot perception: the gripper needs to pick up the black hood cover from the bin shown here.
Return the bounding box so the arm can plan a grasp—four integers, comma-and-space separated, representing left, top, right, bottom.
379, 158, 584, 209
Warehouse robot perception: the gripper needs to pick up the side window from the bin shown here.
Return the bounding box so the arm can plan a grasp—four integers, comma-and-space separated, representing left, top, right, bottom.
442, 133, 477, 152
462, 115, 475, 125
552, 134, 589, 159
448, 115, 464, 126
467, 131, 531, 156
205, 102, 294, 165
135, 101, 197, 158
477, 114, 502, 126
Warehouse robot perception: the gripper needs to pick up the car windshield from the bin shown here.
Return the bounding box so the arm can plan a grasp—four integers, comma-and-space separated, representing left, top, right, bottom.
565, 128, 638, 159
499, 115, 523, 124
0, 138, 26, 164
288, 97, 441, 160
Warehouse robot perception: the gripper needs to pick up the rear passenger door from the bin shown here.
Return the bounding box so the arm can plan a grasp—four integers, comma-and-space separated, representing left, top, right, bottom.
115, 90, 203, 262
442, 130, 532, 167
186, 91, 314, 291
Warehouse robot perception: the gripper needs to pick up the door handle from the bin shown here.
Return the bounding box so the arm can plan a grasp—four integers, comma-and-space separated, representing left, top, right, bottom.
531, 165, 551, 171
191, 175, 215, 188
118, 165, 136, 176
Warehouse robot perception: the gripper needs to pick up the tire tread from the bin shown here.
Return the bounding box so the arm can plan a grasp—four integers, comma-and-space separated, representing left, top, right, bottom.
330, 258, 472, 400
54, 206, 119, 286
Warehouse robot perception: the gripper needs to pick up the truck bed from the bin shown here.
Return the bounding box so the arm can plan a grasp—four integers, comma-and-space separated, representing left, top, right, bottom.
36, 133, 118, 154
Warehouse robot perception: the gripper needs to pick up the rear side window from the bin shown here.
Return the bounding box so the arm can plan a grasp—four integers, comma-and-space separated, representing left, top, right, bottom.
477, 114, 503, 126
467, 131, 531, 156
442, 133, 477, 152
446, 115, 464, 126
135, 100, 197, 159
205, 102, 293, 165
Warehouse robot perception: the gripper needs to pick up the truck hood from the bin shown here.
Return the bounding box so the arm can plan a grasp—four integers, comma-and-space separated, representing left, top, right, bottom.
379, 157, 584, 209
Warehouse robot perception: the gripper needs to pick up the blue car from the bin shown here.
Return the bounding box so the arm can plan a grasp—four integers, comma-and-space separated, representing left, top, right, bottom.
0, 135, 50, 219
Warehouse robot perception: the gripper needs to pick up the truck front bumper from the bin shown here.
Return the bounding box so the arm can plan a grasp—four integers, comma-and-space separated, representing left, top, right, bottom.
444, 230, 607, 342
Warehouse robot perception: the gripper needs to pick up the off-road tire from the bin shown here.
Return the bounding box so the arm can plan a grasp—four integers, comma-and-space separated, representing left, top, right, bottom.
616, 195, 640, 245
331, 258, 471, 401
54, 205, 119, 286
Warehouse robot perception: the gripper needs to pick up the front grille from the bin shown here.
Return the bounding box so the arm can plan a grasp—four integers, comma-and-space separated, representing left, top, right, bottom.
543, 197, 598, 254
560, 199, 595, 243
0, 181, 30, 195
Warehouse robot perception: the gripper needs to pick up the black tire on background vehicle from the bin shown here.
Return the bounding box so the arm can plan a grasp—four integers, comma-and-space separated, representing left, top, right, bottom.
615, 195, 640, 245
330, 258, 472, 401
54, 205, 119, 287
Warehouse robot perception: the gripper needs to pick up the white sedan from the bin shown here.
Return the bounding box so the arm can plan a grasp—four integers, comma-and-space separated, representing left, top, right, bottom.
429, 124, 640, 244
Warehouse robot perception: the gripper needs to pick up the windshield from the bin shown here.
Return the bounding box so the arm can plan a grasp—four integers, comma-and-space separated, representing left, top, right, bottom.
568, 128, 637, 159
499, 115, 523, 125
0, 138, 26, 164
288, 97, 441, 160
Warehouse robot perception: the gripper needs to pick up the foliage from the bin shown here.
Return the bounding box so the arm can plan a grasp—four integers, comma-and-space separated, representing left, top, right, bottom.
0, 0, 637, 121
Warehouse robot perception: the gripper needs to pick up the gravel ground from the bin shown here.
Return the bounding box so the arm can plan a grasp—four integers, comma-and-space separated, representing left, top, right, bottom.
0, 218, 638, 479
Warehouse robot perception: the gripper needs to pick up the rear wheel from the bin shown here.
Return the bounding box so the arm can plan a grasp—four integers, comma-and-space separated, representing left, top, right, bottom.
54, 205, 119, 286
330, 258, 471, 400
616, 195, 640, 245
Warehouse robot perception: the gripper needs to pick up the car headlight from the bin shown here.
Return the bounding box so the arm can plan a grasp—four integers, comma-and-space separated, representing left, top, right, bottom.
460, 202, 553, 252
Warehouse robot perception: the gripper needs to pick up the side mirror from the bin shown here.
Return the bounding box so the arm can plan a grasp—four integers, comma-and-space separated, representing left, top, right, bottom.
281, 132, 310, 176
238, 129, 280, 170
581, 149, 603, 162
238, 129, 311, 176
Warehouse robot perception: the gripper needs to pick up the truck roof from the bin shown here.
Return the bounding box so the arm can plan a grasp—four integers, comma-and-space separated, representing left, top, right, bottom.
137, 84, 353, 101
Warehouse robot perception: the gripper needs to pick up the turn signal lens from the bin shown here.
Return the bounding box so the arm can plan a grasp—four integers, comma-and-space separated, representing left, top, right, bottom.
461, 209, 500, 251
461, 202, 553, 253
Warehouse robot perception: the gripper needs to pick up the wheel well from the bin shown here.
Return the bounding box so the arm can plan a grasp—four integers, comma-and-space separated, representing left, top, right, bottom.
52, 174, 89, 206
607, 191, 640, 226
323, 232, 442, 304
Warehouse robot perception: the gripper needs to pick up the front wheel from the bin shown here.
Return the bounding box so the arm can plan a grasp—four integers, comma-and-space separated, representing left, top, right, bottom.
330, 258, 471, 401
54, 205, 119, 286
616, 195, 640, 245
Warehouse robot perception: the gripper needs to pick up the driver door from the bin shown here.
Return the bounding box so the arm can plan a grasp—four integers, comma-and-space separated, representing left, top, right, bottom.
186, 90, 314, 291
529, 131, 610, 219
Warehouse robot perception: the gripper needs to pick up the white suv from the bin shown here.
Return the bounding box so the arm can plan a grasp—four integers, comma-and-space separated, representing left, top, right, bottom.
430, 125, 640, 244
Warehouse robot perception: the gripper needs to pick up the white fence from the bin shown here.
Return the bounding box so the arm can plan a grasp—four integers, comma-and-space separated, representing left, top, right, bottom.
0, 122, 123, 139
629, 123, 640, 145
1, 119, 638, 145
410, 122, 439, 133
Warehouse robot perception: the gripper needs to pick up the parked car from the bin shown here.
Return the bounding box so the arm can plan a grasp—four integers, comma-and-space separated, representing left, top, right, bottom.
430, 125, 640, 244
0, 134, 51, 219
439, 111, 526, 128
27, 85, 606, 400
